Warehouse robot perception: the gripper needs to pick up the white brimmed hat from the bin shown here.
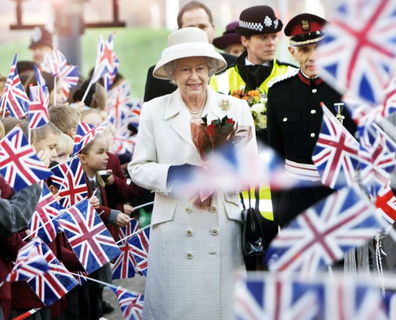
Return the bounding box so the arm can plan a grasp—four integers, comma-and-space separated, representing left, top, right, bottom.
153, 27, 227, 80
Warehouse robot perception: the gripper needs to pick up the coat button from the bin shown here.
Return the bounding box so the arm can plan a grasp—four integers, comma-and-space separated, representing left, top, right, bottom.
186, 252, 193, 259
185, 207, 192, 213
283, 117, 288, 122
312, 88, 317, 93
310, 133, 316, 138
310, 109, 316, 114
211, 229, 218, 235
186, 229, 193, 236
211, 206, 217, 212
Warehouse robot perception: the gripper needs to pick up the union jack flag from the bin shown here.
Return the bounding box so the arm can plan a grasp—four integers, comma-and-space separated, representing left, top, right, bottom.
73, 117, 111, 155
312, 103, 359, 190
58, 65, 79, 99
0, 127, 52, 191
91, 35, 115, 83
316, 0, 396, 105
6, 238, 49, 282
265, 185, 381, 277
102, 33, 120, 91
321, 276, 387, 320
112, 219, 139, 280
110, 286, 144, 320
106, 81, 133, 129
50, 157, 88, 208
235, 273, 321, 320
358, 122, 396, 196
375, 183, 396, 225
111, 127, 136, 156
34, 64, 46, 86
41, 47, 67, 77
29, 85, 50, 129
58, 199, 121, 274
26, 239, 78, 307
128, 226, 150, 277
0, 53, 30, 118
28, 181, 62, 243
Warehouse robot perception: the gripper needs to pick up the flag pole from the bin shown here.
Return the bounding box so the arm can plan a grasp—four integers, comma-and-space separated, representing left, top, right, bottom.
80, 79, 93, 105
53, 76, 57, 106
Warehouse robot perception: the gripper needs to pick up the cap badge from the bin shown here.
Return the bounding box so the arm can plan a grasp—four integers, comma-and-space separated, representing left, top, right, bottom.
219, 99, 230, 111
31, 27, 42, 42
301, 20, 310, 31
264, 16, 273, 27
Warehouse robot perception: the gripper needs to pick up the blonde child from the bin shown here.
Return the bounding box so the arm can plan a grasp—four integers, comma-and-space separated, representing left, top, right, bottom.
53, 132, 74, 164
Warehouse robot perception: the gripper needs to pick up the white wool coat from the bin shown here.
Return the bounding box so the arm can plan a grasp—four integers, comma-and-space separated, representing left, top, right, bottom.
128, 86, 256, 320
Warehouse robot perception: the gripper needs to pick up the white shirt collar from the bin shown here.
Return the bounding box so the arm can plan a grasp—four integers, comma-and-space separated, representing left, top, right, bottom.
245, 58, 271, 67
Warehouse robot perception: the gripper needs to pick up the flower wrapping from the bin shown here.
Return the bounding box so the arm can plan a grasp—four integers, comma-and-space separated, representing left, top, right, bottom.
190, 115, 252, 209
232, 89, 267, 132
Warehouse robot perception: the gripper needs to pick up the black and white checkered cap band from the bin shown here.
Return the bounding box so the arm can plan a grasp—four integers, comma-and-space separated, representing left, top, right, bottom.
239, 16, 279, 32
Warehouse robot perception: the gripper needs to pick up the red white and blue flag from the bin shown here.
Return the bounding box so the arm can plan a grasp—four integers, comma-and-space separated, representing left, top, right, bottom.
6, 238, 49, 282
0, 53, 30, 118
29, 85, 50, 129
41, 47, 67, 77
235, 273, 320, 320
106, 81, 133, 129
312, 103, 359, 190
112, 219, 139, 280
28, 181, 62, 243
91, 35, 115, 83
265, 185, 380, 277
0, 126, 52, 191
316, 0, 396, 105
58, 65, 79, 99
27, 239, 78, 307
128, 226, 150, 277
73, 116, 111, 155
110, 286, 144, 320
102, 33, 120, 91
358, 122, 396, 197
58, 199, 121, 274
50, 157, 88, 208
34, 64, 46, 86
375, 183, 396, 226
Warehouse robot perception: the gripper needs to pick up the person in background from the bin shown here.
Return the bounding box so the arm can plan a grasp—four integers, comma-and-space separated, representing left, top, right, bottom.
73, 78, 107, 111
29, 26, 53, 66
49, 105, 81, 139
53, 132, 74, 164
267, 13, 357, 229
143, 0, 237, 102
213, 21, 244, 57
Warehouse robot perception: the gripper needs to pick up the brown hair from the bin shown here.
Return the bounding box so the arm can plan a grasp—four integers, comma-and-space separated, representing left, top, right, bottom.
31, 121, 61, 145
177, 1, 214, 28
80, 136, 106, 188
49, 105, 80, 136
1, 118, 29, 136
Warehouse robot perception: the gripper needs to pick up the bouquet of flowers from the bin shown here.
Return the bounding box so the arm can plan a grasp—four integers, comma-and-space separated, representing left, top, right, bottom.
231, 89, 267, 132
190, 115, 252, 209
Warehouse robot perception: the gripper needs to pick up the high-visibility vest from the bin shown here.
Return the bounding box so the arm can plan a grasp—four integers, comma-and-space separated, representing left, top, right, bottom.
209, 60, 295, 95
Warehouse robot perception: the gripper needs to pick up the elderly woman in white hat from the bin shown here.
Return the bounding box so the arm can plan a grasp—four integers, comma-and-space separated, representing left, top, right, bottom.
129, 27, 256, 319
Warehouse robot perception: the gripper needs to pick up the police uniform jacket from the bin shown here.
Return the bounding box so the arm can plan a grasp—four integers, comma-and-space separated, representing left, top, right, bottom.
266, 70, 357, 226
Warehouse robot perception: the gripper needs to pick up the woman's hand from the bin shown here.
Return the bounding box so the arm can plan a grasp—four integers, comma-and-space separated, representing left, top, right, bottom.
115, 212, 130, 227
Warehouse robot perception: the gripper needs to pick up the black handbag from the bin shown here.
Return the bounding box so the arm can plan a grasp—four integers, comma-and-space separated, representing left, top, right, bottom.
240, 190, 266, 257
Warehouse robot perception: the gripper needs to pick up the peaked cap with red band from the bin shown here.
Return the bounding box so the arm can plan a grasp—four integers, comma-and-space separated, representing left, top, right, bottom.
284, 13, 327, 46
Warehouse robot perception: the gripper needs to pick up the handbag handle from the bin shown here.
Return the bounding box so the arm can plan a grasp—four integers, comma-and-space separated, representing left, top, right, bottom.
239, 188, 252, 211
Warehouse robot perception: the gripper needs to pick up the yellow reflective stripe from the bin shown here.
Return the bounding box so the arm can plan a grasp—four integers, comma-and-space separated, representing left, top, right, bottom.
241, 186, 274, 221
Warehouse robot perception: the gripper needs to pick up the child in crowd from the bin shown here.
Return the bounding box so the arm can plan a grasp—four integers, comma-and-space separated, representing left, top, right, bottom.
53, 132, 74, 165
49, 105, 80, 139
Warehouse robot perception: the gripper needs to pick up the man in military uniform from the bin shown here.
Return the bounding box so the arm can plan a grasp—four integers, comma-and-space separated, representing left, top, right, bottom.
267, 13, 357, 227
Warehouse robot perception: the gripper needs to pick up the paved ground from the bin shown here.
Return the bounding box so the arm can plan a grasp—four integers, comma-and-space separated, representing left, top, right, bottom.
101, 275, 146, 319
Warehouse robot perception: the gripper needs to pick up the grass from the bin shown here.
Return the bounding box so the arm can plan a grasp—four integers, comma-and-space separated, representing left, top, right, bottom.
0, 27, 171, 98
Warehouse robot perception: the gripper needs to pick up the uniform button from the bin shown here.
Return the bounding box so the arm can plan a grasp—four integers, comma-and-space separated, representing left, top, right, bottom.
211, 206, 217, 212
185, 207, 192, 213
312, 88, 317, 93
184, 161, 189, 164
211, 229, 218, 235
186, 229, 193, 236
186, 252, 193, 259
310, 133, 316, 138
310, 109, 316, 114
283, 117, 288, 122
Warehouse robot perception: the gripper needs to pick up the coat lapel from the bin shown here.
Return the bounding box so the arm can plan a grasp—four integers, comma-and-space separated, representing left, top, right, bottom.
165, 89, 197, 150
204, 87, 228, 121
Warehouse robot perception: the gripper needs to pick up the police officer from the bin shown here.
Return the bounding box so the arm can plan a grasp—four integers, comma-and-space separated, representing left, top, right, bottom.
29, 27, 53, 66
267, 13, 357, 227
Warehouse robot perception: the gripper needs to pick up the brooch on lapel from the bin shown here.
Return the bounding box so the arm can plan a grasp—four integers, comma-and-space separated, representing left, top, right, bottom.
219, 99, 230, 111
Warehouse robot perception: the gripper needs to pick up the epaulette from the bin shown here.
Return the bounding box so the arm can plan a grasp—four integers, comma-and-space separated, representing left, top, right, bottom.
268, 67, 299, 88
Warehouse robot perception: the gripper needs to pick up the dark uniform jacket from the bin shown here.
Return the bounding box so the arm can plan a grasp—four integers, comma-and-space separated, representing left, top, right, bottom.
266, 70, 357, 227
143, 52, 237, 102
